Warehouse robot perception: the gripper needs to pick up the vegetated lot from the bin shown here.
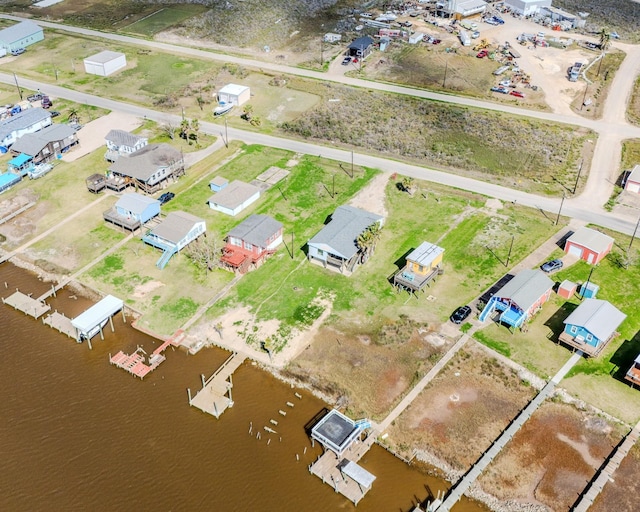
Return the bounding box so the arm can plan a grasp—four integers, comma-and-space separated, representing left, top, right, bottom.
628, 77, 640, 126
474, 234, 640, 423
385, 343, 536, 471
118, 5, 209, 37
571, 50, 625, 118
280, 79, 593, 196
591, 443, 640, 511
554, 0, 640, 42
479, 400, 624, 511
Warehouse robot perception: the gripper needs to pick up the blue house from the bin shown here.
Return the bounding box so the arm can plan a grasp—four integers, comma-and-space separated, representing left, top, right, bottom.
103, 192, 160, 231
479, 269, 553, 330
143, 211, 206, 269
559, 299, 626, 357
0, 20, 44, 52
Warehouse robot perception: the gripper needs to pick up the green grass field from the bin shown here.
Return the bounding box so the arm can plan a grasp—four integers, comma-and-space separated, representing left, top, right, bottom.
120, 5, 209, 37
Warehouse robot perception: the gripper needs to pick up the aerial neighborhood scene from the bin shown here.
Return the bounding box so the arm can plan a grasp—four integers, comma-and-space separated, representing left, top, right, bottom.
3, 0, 640, 510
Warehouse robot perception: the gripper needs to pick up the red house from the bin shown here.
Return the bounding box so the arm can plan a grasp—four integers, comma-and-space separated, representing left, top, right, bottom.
564, 227, 614, 265
221, 214, 283, 274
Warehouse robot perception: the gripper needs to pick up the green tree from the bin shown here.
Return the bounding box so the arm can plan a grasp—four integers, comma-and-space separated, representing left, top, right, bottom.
599, 28, 611, 51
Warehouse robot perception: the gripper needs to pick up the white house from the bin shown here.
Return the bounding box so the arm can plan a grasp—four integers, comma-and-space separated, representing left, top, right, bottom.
217, 84, 251, 107
504, 0, 552, 16
324, 33, 342, 43
142, 211, 206, 269
409, 33, 425, 44
105, 129, 148, 161
0, 108, 52, 148
84, 51, 127, 76
208, 180, 261, 216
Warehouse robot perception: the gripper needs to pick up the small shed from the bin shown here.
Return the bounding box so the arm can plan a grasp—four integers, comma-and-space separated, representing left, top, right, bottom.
578, 282, 599, 299
408, 32, 425, 44
209, 176, 229, 192
218, 84, 251, 107
625, 165, 640, 194
71, 295, 124, 342
560, 299, 626, 357
208, 180, 260, 216
564, 227, 614, 265
558, 280, 577, 299
84, 51, 127, 77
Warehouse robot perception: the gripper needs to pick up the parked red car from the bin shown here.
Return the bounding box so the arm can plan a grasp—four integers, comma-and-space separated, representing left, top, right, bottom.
476, 50, 488, 58
510, 90, 525, 98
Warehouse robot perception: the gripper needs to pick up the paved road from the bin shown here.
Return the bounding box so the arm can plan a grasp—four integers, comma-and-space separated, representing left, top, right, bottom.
4, 15, 640, 235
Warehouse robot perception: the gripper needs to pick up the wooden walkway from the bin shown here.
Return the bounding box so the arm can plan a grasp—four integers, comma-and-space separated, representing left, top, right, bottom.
42, 311, 76, 339
571, 419, 640, 512
2, 290, 51, 319
435, 351, 583, 512
110, 330, 184, 379
188, 352, 247, 419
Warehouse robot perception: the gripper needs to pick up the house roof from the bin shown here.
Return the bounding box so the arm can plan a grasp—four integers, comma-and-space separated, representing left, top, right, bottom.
210, 176, 229, 187
150, 211, 204, 245
105, 129, 146, 148
308, 205, 383, 260
406, 241, 444, 267
455, 0, 488, 12
219, 83, 249, 96
208, 180, 260, 209
348, 36, 374, 50
85, 50, 125, 64
627, 165, 640, 184
8, 153, 31, 167
228, 214, 282, 247
495, 269, 553, 313
10, 123, 76, 156
0, 20, 42, 45
71, 295, 123, 334
115, 192, 159, 214
563, 299, 626, 341
0, 108, 51, 145
567, 227, 614, 254
109, 143, 181, 181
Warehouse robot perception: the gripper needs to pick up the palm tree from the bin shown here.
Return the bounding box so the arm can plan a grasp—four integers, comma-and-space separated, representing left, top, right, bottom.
180, 118, 191, 141
401, 176, 415, 195
599, 28, 611, 51
191, 118, 200, 144
356, 223, 383, 262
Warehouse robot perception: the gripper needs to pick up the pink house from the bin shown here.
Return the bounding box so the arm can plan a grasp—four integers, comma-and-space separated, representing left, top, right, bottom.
625, 165, 640, 193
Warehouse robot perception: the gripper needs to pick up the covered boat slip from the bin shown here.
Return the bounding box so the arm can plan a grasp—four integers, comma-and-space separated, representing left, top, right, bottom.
70, 294, 125, 343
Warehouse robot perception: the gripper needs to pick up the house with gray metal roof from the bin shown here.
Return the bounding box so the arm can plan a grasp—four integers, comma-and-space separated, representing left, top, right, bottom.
0, 20, 44, 52
307, 205, 384, 275
560, 299, 626, 357
142, 211, 206, 269
393, 241, 445, 294
564, 226, 614, 265
10, 123, 78, 164
208, 180, 261, 216
220, 214, 283, 273
479, 269, 553, 330
104, 129, 148, 161
108, 143, 184, 194
103, 192, 160, 231
0, 108, 52, 148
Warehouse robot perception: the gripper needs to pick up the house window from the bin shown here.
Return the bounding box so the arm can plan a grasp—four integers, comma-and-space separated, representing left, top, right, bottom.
244, 243, 253, 251
317, 249, 324, 256
231, 238, 241, 247
586, 333, 593, 342
570, 326, 578, 334
418, 265, 424, 272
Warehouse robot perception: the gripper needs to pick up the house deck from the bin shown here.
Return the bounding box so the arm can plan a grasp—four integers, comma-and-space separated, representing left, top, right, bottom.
393, 267, 440, 293
558, 331, 608, 357
2, 290, 51, 319
103, 207, 141, 231
625, 366, 640, 386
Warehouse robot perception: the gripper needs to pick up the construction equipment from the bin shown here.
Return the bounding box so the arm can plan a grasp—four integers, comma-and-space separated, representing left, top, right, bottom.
473, 38, 490, 51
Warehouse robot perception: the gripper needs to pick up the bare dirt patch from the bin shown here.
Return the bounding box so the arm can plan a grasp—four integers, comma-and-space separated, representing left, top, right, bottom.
591, 443, 640, 511
132, 280, 164, 298
385, 344, 536, 472
479, 401, 624, 511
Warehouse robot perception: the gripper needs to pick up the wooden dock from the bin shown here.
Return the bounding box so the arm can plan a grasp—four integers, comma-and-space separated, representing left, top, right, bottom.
42, 311, 76, 339
110, 331, 183, 379
2, 290, 51, 319
188, 352, 247, 419
308, 435, 376, 506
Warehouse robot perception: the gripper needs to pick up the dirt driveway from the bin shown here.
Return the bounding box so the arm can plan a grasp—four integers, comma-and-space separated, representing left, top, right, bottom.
62, 111, 142, 162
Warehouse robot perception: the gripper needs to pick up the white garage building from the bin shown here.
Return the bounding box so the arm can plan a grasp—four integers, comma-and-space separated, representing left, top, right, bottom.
84, 51, 127, 76
217, 84, 251, 107
504, 0, 551, 16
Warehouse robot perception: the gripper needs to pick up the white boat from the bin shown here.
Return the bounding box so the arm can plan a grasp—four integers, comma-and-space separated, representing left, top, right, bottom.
213, 102, 233, 116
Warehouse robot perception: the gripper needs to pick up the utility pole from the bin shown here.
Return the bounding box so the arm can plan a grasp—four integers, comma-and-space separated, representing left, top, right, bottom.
13, 72, 22, 100
506, 235, 515, 268
580, 266, 595, 299
442, 59, 448, 88
224, 117, 228, 148
629, 214, 640, 250
351, 150, 354, 178
555, 193, 565, 225
573, 159, 583, 194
